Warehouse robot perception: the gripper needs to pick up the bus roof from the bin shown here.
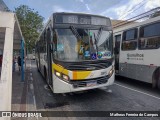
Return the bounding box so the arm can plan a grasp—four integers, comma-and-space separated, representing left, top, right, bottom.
113, 15, 160, 34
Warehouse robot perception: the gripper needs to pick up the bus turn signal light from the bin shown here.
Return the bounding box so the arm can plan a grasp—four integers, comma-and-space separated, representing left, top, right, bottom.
63, 75, 69, 81
108, 66, 114, 77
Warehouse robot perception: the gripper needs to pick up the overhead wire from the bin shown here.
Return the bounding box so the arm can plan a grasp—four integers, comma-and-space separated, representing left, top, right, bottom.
113, 7, 160, 28
119, 0, 146, 20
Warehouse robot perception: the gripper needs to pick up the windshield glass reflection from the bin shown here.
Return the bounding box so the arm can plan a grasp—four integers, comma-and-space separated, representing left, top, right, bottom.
53, 28, 112, 61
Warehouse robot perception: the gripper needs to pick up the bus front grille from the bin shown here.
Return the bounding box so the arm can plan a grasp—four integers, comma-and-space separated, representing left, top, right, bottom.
67, 62, 112, 71
70, 76, 109, 88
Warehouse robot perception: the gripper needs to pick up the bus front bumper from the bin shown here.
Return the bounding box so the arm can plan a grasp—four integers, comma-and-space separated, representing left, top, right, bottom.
53, 73, 115, 93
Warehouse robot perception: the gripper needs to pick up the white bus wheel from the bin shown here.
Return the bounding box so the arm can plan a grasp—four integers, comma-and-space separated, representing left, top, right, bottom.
152, 70, 158, 88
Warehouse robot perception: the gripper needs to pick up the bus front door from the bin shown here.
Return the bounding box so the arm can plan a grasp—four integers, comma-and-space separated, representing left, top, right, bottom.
115, 35, 121, 73
47, 28, 53, 87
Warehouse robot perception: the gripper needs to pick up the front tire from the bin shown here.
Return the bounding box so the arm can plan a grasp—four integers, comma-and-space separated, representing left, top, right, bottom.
44, 67, 48, 82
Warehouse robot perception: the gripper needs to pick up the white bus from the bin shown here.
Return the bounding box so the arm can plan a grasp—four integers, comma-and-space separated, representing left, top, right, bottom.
113, 16, 160, 89
35, 13, 115, 93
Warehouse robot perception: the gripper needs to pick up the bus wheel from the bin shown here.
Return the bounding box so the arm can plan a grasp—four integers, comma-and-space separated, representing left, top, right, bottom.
155, 68, 160, 90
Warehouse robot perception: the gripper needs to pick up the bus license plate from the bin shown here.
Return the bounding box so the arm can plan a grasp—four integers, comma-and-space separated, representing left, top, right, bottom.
87, 81, 97, 87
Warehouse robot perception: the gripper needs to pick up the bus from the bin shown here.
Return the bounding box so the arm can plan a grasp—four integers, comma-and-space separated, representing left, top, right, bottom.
113, 16, 160, 89
35, 12, 114, 93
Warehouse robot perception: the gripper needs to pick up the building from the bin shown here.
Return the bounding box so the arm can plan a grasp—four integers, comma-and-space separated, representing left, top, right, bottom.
0, 0, 9, 73
0, 0, 9, 11
111, 19, 137, 29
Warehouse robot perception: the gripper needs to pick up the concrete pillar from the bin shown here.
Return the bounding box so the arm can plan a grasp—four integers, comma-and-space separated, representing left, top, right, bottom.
0, 27, 14, 120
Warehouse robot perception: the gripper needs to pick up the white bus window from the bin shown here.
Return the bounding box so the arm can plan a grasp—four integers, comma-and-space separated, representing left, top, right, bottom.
39, 31, 47, 53
125, 29, 135, 40
141, 22, 160, 37
122, 28, 137, 50
139, 22, 160, 49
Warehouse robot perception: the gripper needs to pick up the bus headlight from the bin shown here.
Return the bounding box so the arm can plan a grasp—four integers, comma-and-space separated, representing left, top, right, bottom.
108, 66, 114, 77
54, 70, 70, 82
55, 71, 61, 77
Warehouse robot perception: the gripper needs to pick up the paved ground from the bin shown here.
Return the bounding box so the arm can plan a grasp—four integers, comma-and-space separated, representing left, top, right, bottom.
11, 60, 160, 120
11, 62, 29, 120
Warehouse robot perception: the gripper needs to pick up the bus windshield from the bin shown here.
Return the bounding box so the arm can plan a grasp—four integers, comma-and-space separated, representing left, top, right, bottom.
54, 28, 112, 61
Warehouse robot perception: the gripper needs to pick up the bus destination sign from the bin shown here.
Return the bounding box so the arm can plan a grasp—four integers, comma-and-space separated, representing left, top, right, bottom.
55, 14, 110, 26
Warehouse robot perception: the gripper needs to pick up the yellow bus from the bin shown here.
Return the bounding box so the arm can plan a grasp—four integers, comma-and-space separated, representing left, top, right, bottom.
35, 12, 114, 93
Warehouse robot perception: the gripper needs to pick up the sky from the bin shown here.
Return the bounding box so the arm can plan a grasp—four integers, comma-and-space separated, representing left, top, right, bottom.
3, 0, 160, 23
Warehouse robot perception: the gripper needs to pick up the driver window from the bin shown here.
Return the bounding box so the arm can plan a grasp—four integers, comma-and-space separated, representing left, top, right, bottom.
53, 31, 57, 51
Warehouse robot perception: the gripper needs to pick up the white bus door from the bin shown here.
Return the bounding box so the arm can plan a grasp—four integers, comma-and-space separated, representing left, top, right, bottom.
47, 28, 53, 87
115, 35, 121, 73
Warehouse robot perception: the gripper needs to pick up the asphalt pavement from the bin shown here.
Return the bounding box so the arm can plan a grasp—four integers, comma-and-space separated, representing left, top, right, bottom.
27, 60, 160, 120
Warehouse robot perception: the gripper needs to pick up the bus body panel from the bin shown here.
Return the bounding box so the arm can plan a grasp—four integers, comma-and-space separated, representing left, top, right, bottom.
118, 48, 160, 83
119, 63, 157, 83
52, 62, 114, 93
119, 49, 160, 67
113, 16, 160, 85
53, 71, 115, 93
52, 63, 113, 80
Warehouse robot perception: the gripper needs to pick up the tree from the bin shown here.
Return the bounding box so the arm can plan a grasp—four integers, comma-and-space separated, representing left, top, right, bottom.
14, 5, 44, 53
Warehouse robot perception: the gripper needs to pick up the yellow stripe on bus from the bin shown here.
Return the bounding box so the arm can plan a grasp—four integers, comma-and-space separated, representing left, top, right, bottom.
52, 64, 69, 76
73, 71, 91, 80
52, 63, 91, 80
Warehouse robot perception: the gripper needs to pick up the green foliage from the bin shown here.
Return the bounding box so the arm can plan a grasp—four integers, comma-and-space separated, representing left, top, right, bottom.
14, 5, 44, 53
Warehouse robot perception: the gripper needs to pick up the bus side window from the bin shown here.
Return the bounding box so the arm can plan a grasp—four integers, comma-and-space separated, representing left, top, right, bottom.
47, 28, 53, 53
122, 28, 137, 50
139, 22, 160, 49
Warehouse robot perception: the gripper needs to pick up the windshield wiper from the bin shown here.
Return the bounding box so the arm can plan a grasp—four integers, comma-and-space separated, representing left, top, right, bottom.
92, 26, 103, 54
70, 26, 83, 58
96, 26, 103, 44
106, 31, 112, 50
70, 26, 82, 40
